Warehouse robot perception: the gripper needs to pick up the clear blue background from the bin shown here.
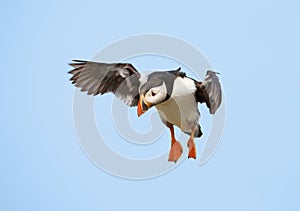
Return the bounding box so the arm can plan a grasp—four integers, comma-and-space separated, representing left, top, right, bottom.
1, 0, 300, 210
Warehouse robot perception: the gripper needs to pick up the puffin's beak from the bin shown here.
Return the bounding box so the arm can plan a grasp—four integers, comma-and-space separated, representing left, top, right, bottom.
137, 95, 151, 117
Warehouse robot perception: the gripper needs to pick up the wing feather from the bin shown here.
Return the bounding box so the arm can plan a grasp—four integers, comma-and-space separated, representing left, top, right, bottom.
195, 71, 222, 114
68, 60, 141, 107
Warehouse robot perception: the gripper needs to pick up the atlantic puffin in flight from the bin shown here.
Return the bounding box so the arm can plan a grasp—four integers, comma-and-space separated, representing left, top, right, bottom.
69, 60, 222, 162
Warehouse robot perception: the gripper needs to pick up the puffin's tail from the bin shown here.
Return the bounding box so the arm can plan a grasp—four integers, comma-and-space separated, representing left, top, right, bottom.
185, 124, 203, 138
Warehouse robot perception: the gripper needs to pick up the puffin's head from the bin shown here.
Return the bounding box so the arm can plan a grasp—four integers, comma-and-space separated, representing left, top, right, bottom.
137, 78, 167, 117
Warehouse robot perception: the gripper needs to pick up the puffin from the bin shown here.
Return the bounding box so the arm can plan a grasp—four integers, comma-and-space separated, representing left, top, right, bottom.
69, 60, 222, 162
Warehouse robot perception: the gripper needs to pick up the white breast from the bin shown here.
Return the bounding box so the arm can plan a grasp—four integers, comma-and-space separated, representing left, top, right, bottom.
155, 77, 199, 133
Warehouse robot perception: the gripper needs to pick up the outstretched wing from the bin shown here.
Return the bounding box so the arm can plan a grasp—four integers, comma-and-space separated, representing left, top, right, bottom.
68, 60, 141, 107
195, 70, 222, 114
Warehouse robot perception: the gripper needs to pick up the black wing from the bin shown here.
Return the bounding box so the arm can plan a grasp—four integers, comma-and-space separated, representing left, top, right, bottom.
68, 60, 141, 107
195, 70, 222, 114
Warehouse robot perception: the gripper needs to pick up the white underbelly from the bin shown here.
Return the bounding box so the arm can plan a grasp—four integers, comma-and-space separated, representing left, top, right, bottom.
155, 94, 200, 133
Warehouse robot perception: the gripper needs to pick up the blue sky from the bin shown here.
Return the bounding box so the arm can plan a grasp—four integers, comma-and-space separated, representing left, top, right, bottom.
1, 0, 300, 210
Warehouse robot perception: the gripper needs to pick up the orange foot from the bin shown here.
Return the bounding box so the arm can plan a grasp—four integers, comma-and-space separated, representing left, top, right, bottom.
168, 141, 183, 163
187, 139, 196, 159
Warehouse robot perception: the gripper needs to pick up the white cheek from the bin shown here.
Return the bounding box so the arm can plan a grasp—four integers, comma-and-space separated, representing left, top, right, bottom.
144, 92, 151, 102
144, 82, 167, 105
145, 92, 164, 105
154, 92, 166, 104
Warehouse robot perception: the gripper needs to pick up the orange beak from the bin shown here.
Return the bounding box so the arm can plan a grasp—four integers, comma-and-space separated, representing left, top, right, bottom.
137, 95, 150, 117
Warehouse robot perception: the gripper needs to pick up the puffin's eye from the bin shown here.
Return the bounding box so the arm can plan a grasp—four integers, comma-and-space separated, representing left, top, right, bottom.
151, 91, 156, 97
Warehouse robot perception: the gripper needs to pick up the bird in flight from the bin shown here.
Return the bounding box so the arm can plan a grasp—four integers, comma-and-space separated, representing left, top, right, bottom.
69, 60, 222, 162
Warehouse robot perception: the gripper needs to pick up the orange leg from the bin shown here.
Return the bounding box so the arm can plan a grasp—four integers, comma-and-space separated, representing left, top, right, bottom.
187, 128, 196, 159
167, 122, 183, 163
